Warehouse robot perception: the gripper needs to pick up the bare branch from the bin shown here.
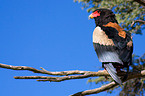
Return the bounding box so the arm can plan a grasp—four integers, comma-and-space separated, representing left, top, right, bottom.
0, 63, 95, 76
14, 74, 96, 82
131, 20, 145, 27
71, 70, 145, 96
70, 82, 118, 96
13, 71, 109, 82
1, 63, 145, 96
134, 0, 145, 6
13, 71, 138, 82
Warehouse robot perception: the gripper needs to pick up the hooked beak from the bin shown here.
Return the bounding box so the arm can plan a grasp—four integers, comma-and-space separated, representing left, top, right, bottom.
88, 13, 94, 20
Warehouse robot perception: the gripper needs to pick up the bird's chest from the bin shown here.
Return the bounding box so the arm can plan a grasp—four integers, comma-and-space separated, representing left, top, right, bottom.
93, 27, 114, 46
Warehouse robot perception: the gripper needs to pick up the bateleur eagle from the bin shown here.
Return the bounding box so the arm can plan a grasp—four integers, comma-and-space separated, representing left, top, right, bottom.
89, 9, 133, 84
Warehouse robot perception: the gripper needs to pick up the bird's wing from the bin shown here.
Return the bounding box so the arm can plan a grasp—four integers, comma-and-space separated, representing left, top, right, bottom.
93, 23, 133, 65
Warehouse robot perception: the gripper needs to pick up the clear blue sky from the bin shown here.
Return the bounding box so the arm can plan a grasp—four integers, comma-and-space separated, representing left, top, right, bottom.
0, 0, 145, 96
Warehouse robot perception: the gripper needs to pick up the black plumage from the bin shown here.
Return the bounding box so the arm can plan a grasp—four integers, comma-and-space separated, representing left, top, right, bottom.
89, 9, 133, 84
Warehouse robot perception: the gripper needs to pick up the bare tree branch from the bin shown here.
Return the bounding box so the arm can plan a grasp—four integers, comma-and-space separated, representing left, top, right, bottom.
71, 70, 145, 96
131, 20, 145, 27
1, 63, 145, 96
134, 0, 145, 6
14, 74, 100, 82
70, 82, 118, 96
0, 63, 96, 76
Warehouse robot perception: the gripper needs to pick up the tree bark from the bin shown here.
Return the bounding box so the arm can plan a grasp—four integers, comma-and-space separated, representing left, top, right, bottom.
134, 0, 145, 6
0, 63, 145, 96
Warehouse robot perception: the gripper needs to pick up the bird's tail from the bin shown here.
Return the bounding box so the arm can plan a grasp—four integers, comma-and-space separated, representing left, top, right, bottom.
104, 63, 122, 84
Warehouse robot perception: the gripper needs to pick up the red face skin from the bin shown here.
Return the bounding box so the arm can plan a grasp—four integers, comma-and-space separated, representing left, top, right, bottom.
92, 11, 101, 17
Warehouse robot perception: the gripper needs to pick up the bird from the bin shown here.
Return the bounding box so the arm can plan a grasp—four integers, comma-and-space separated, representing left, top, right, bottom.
89, 9, 133, 84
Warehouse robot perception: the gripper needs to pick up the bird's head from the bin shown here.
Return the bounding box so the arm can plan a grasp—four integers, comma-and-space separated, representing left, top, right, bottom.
89, 9, 118, 26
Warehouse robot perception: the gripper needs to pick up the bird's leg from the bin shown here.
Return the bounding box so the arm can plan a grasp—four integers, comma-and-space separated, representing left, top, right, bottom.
104, 69, 109, 80
116, 67, 121, 73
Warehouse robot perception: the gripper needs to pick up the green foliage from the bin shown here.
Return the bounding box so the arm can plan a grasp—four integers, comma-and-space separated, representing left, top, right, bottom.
74, 0, 145, 34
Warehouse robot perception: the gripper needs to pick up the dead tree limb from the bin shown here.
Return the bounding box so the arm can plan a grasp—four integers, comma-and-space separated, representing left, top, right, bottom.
71, 70, 145, 96
70, 82, 118, 96
0, 63, 145, 96
0, 63, 94, 75
134, 0, 145, 6
131, 20, 145, 27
